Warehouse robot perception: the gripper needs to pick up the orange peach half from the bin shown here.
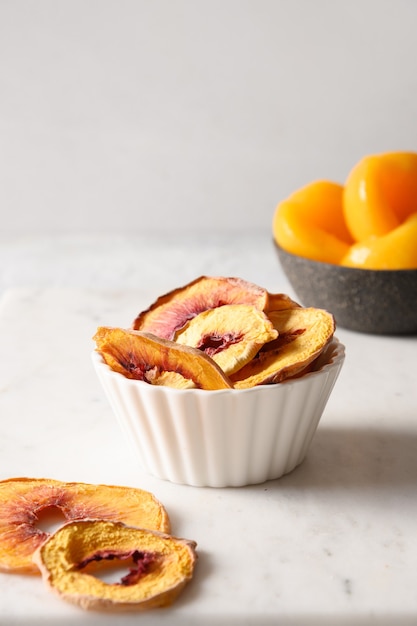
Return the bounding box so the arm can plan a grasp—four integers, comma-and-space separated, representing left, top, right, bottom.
273, 180, 353, 264
341, 211, 417, 269
343, 151, 417, 242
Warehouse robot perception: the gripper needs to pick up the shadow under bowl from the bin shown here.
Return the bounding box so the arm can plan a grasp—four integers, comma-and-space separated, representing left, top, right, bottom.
274, 242, 417, 335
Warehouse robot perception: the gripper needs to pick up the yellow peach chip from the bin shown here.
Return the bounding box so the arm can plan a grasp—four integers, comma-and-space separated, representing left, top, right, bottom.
174, 304, 278, 375
33, 519, 197, 612
230, 307, 335, 388
266, 292, 301, 311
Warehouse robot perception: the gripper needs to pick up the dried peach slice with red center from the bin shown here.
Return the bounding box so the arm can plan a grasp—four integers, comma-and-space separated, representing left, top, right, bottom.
174, 304, 278, 375
132, 276, 269, 340
94, 327, 233, 390
230, 307, 335, 388
33, 519, 197, 612
0, 478, 170, 574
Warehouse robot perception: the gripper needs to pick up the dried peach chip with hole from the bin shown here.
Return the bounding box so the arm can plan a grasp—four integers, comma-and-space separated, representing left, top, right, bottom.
132, 275, 268, 340
94, 327, 233, 390
0, 478, 170, 574
33, 519, 197, 612
174, 304, 278, 375
230, 307, 335, 388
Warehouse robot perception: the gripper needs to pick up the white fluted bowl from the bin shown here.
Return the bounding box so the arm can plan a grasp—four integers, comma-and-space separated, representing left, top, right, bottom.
92, 339, 345, 488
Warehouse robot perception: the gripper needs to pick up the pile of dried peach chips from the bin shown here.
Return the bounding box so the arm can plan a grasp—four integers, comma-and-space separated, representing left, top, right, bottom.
94, 276, 336, 390
0, 477, 197, 611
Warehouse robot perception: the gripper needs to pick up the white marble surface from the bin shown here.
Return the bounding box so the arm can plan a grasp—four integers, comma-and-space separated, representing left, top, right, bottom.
0, 233, 284, 299
0, 236, 417, 625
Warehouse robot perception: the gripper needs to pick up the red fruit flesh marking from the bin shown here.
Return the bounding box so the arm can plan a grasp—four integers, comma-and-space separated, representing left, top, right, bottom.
75, 550, 158, 586
119, 352, 148, 381
196, 332, 243, 357
162, 300, 218, 339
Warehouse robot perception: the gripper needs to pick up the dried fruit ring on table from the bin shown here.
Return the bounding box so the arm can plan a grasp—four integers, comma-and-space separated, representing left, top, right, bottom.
0, 477, 170, 574
33, 519, 197, 612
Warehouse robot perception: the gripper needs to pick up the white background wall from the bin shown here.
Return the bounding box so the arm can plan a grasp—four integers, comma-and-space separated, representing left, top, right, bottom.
1, 0, 417, 237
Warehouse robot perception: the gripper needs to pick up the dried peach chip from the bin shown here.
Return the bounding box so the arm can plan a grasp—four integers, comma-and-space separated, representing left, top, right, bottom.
33, 519, 197, 612
266, 291, 300, 311
0, 478, 170, 574
94, 327, 233, 390
230, 307, 335, 388
132, 275, 268, 340
174, 304, 278, 375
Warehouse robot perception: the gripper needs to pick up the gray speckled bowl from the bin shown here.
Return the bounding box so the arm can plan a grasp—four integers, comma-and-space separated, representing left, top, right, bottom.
274, 242, 417, 335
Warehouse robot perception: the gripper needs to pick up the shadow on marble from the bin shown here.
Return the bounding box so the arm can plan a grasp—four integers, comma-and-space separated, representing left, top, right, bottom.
264, 425, 417, 492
